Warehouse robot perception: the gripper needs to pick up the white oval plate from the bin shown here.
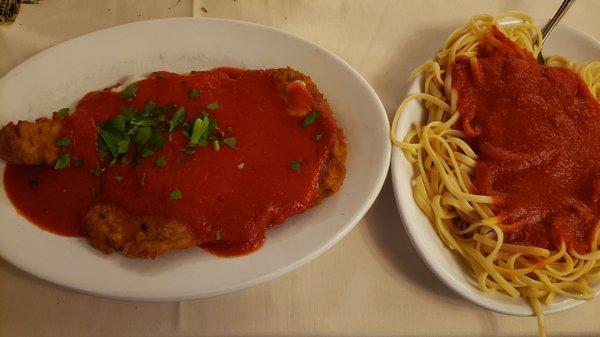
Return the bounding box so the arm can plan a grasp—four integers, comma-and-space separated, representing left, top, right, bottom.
391, 22, 600, 316
0, 18, 390, 301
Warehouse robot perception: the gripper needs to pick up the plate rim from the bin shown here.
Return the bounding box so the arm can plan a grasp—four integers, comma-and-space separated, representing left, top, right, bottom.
0, 17, 391, 301
390, 20, 600, 316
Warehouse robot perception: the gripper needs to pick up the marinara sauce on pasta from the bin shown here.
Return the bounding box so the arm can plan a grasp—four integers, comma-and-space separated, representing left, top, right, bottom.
453, 27, 600, 254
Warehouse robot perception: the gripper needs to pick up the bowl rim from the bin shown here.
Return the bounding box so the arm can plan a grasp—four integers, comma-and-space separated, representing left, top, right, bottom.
390, 19, 600, 316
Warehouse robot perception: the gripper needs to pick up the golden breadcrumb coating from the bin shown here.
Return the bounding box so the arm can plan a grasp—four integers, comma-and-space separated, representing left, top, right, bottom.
0, 118, 61, 165
82, 203, 199, 259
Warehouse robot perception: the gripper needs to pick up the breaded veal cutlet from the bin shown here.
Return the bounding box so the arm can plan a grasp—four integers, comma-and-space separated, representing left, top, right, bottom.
0, 67, 347, 258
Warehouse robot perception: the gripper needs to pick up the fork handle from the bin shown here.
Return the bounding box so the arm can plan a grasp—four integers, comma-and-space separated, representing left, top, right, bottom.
541, 0, 577, 47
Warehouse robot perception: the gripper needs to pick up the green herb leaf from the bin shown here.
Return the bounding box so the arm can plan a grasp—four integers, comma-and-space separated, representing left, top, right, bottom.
168, 107, 186, 132
54, 153, 70, 169
223, 137, 237, 149
289, 159, 301, 172
169, 188, 183, 200
206, 101, 219, 111
127, 125, 140, 136
120, 82, 139, 100
131, 118, 156, 127
99, 129, 120, 158
212, 140, 220, 151
302, 110, 319, 127
190, 117, 209, 146
150, 131, 164, 149
106, 115, 126, 132
55, 108, 70, 117
141, 149, 154, 158
117, 139, 130, 154
155, 155, 167, 167
188, 89, 202, 98
144, 100, 157, 115
56, 137, 71, 147
120, 107, 138, 119
133, 127, 152, 145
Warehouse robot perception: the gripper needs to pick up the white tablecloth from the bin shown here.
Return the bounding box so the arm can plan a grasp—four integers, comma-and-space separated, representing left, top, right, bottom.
1, 1, 600, 336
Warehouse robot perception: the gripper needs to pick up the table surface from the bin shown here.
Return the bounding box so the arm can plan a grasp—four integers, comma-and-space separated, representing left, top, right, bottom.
2, 1, 600, 336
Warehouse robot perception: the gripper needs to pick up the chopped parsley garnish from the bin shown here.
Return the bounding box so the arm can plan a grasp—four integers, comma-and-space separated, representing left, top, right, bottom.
54, 153, 70, 169
223, 137, 236, 149
188, 113, 218, 147
289, 159, 301, 172
56, 137, 71, 147
120, 82, 140, 100
141, 149, 154, 158
55, 108, 70, 117
116, 139, 130, 154
144, 100, 156, 115
188, 89, 202, 98
107, 115, 126, 132
168, 107, 186, 132
206, 101, 219, 111
93, 96, 235, 174
155, 155, 167, 167
302, 110, 319, 127
190, 117, 209, 146
134, 127, 153, 145
99, 129, 127, 158
314, 133, 323, 141
115, 175, 124, 182
169, 188, 183, 200
98, 102, 175, 166
150, 131, 164, 149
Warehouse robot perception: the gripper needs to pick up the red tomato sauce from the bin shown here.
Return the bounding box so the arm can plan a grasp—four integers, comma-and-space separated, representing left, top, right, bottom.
4, 68, 338, 256
453, 27, 600, 253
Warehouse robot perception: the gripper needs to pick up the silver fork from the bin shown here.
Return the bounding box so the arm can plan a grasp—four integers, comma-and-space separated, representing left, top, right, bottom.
536, 0, 577, 64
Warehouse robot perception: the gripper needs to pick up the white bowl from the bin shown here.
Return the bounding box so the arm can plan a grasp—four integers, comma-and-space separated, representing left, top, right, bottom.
391, 22, 600, 316
0, 18, 390, 301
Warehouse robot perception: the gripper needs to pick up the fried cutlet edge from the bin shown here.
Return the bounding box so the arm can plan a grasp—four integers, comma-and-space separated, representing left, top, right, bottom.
82, 203, 199, 259
0, 117, 62, 165
267, 67, 347, 203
